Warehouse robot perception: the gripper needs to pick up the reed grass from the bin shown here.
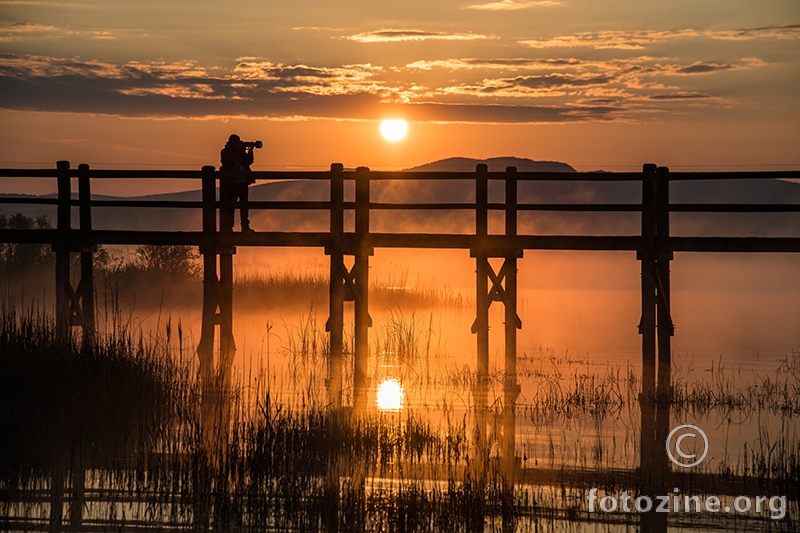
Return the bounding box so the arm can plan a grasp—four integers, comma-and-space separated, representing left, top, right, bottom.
236, 268, 469, 311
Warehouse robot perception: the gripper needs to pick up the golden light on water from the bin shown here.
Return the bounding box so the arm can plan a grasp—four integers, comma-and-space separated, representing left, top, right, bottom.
376, 379, 404, 411
380, 119, 408, 142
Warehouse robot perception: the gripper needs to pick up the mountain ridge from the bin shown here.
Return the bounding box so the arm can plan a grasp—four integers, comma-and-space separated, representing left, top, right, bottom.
405, 156, 576, 173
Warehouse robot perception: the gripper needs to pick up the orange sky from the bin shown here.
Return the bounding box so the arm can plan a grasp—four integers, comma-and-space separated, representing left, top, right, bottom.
1, 0, 799, 193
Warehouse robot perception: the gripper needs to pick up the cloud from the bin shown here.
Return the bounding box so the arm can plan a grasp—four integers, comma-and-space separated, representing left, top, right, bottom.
0, 1, 92, 5
443, 73, 614, 98
0, 55, 208, 78
463, 0, 560, 10
517, 25, 800, 51
347, 29, 489, 43
659, 58, 766, 76
0, 54, 621, 124
291, 26, 346, 32
675, 62, 733, 75
515, 73, 613, 88
706, 24, 800, 41
0, 22, 58, 41
645, 92, 713, 100
0, 21, 144, 42
407, 58, 583, 70
0, 53, 767, 123
520, 29, 698, 50
230, 61, 393, 98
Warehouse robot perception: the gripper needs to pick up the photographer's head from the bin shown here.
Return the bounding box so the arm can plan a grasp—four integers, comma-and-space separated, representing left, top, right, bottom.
227, 134, 245, 151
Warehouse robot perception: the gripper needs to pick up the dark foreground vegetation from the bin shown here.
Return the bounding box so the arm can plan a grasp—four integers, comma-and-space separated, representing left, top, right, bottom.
0, 306, 525, 532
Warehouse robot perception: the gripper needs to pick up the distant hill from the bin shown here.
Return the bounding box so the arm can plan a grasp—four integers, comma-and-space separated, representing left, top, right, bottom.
406, 157, 576, 173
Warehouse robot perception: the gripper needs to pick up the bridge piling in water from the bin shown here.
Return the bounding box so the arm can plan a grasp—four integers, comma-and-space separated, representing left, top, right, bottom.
198, 165, 236, 454
326, 163, 346, 409
470, 164, 524, 481
54, 161, 96, 347
353, 166, 373, 413
54, 161, 71, 342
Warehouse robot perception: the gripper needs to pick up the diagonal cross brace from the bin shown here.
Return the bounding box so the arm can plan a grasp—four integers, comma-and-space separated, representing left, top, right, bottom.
472, 258, 522, 333
325, 260, 372, 331
654, 268, 675, 336
637, 253, 675, 335
196, 273, 237, 380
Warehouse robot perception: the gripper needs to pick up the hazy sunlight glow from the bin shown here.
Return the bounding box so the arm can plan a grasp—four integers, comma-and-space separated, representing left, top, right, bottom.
380, 120, 408, 141
376, 379, 404, 411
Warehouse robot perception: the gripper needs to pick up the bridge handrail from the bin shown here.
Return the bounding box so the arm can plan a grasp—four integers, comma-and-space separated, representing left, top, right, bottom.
0, 163, 798, 254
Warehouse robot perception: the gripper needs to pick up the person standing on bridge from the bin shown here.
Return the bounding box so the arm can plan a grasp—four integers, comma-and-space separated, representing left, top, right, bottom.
220, 134, 255, 232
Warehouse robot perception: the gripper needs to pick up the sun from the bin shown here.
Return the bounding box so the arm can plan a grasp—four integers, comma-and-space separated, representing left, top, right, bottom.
376, 379, 404, 411
380, 119, 408, 142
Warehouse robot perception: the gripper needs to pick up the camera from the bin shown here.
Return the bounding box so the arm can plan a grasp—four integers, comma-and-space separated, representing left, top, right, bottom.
242, 140, 263, 149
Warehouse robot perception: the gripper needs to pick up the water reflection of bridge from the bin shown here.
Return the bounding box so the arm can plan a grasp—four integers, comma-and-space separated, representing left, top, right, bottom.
1, 162, 798, 531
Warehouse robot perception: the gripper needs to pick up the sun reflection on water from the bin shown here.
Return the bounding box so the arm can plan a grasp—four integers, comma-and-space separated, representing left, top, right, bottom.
376, 378, 404, 411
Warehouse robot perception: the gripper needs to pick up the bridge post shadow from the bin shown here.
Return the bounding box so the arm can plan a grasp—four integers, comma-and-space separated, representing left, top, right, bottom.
197, 165, 236, 459
353, 166, 373, 414
326, 163, 345, 410
50, 161, 96, 531
638, 164, 673, 533
469, 164, 523, 530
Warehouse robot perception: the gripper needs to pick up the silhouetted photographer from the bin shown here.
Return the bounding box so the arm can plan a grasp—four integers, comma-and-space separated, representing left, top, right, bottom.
220, 134, 260, 232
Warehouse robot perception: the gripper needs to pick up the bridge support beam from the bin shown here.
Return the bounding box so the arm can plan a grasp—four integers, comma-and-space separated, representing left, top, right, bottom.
502, 166, 521, 489
638, 164, 673, 533
326, 164, 345, 410
326, 165, 372, 414
54, 161, 71, 342
53, 161, 96, 348
198, 165, 236, 457
353, 166, 372, 413
471, 164, 522, 485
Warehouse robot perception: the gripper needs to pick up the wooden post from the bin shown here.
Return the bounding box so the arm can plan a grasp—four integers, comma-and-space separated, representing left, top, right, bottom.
55, 161, 71, 342
502, 166, 520, 484
198, 164, 228, 468
218, 251, 235, 385
474, 163, 489, 384
353, 166, 371, 413
654, 166, 673, 489
504, 167, 518, 381
198, 166, 218, 385
639, 163, 657, 397
77, 163, 95, 350
473, 163, 489, 478
327, 163, 345, 410
655, 166, 672, 398
639, 163, 658, 480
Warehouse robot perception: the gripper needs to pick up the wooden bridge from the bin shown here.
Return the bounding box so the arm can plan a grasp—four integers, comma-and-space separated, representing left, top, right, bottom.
2, 162, 798, 406
2, 162, 799, 532
3, 160, 798, 439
